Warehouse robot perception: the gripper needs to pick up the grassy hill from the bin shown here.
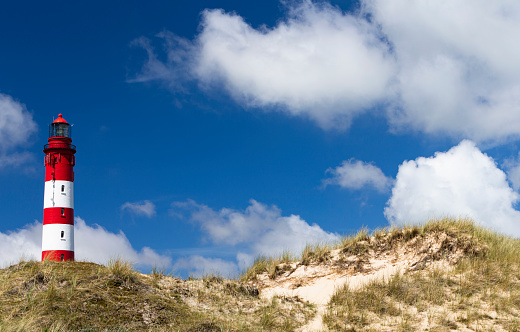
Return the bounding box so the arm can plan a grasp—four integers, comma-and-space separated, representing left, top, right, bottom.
0, 259, 312, 331
1, 218, 520, 331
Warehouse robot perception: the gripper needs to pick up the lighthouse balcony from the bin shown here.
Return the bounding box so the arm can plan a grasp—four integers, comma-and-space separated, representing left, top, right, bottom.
44, 143, 76, 151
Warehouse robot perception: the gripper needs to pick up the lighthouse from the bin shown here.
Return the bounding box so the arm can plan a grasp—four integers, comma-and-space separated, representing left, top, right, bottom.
42, 114, 76, 261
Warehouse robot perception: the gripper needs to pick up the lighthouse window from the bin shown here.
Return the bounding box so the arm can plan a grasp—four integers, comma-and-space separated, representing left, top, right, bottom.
50, 123, 70, 138
61, 185, 65, 192
61, 208, 64, 216
61, 231, 64, 238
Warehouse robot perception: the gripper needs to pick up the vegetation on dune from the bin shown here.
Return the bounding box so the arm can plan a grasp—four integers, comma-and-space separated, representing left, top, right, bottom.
240, 243, 334, 283
241, 218, 520, 330
0, 260, 190, 331
324, 218, 520, 331
2, 218, 520, 331
240, 251, 296, 282
0, 258, 313, 331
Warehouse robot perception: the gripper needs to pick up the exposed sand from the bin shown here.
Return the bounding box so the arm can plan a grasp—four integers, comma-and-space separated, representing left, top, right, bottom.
257, 233, 463, 331
260, 255, 406, 331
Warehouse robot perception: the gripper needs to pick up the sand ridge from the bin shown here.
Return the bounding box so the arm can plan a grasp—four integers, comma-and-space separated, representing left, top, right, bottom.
255, 232, 470, 331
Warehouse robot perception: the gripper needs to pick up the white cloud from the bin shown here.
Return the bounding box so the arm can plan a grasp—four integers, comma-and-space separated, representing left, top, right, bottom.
0, 94, 37, 149
172, 255, 239, 278
0, 217, 171, 269
75, 217, 170, 268
0, 94, 37, 168
172, 199, 339, 271
385, 140, 520, 236
0, 221, 42, 266
133, 0, 520, 142
365, 0, 520, 143
324, 158, 393, 192
121, 200, 156, 218
193, 3, 396, 129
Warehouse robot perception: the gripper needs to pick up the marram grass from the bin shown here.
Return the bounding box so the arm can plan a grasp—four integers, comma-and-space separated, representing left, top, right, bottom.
0, 257, 313, 331
324, 218, 520, 331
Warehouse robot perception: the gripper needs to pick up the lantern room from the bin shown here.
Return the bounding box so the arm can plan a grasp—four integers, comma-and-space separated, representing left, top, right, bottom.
49, 114, 71, 138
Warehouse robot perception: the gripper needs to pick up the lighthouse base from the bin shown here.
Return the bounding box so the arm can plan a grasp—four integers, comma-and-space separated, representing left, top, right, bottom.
42, 250, 74, 262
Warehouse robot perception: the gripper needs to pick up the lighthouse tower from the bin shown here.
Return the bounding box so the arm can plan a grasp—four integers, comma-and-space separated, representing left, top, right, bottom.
42, 114, 76, 261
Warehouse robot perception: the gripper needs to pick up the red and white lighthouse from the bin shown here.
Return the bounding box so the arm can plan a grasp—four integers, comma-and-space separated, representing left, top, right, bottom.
42, 114, 76, 261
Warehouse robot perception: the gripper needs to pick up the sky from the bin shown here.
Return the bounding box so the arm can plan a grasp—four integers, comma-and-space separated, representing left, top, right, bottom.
1, 0, 520, 277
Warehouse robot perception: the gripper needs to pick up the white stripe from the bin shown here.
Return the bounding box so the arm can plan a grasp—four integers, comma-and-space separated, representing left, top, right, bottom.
42, 224, 74, 251
43, 180, 74, 209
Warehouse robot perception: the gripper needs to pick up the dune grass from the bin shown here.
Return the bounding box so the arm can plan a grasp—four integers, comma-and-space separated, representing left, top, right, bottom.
238, 217, 520, 330
0, 258, 314, 331
240, 251, 295, 281
323, 218, 520, 331
240, 243, 335, 282
0, 259, 192, 331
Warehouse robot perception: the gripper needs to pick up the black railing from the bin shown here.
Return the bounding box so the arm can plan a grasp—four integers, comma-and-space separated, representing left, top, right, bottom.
44, 144, 76, 150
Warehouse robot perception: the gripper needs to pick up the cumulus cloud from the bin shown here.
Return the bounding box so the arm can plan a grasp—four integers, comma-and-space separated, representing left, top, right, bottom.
172, 199, 339, 271
385, 140, 520, 236
193, 4, 395, 129
0, 94, 37, 168
121, 200, 156, 218
0, 217, 170, 269
74, 217, 170, 268
0, 221, 42, 266
132, 0, 520, 142
367, 0, 520, 143
324, 158, 393, 192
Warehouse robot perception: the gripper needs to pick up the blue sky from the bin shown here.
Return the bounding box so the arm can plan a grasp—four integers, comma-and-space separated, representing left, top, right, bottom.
1, 0, 520, 276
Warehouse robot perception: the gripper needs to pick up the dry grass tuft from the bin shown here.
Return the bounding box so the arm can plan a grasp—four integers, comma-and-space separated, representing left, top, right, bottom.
300, 243, 331, 266
241, 245, 333, 282
107, 258, 139, 286
240, 251, 295, 282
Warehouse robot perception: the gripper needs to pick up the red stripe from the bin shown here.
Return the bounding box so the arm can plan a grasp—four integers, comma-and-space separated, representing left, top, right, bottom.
42, 250, 74, 262
43, 208, 74, 225
45, 155, 75, 181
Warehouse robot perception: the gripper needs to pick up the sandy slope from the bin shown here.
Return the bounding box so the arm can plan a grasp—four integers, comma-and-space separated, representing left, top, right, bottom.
256, 233, 464, 331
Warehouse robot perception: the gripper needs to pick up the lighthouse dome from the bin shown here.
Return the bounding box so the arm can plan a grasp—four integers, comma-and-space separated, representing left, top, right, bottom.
53, 114, 68, 124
